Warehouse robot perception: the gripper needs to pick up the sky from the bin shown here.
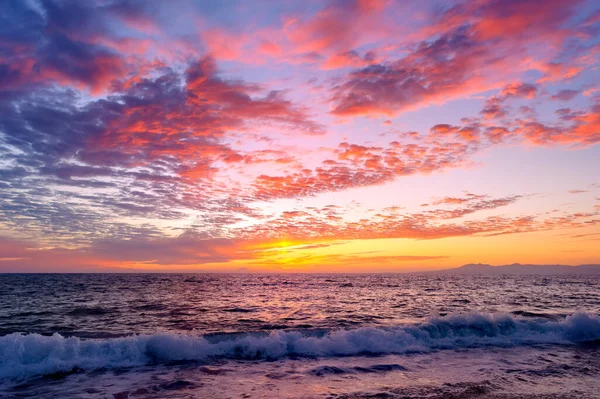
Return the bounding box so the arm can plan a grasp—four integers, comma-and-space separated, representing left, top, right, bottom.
0, 0, 599, 272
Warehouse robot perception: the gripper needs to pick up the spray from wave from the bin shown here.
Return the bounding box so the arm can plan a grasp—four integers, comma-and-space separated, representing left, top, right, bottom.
1, 312, 599, 381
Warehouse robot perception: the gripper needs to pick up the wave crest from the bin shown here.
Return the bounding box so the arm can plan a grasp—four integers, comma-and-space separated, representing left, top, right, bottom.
1, 312, 599, 381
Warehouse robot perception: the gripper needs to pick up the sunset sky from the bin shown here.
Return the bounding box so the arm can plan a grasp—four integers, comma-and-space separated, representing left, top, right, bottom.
0, 0, 599, 272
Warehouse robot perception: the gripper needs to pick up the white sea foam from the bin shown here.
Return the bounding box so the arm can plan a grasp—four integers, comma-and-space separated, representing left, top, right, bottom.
1, 312, 599, 381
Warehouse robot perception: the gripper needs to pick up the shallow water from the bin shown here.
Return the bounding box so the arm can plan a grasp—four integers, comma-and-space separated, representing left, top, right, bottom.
1, 274, 599, 398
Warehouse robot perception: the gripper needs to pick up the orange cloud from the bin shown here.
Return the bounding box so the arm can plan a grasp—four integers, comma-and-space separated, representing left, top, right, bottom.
83, 57, 324, 180
500, 83, 538, 99
283, 0, 391, 68
515, 104, 600, 146
252, 138, 475, 200
328, 0, 585, 117
239, 197, 600, 244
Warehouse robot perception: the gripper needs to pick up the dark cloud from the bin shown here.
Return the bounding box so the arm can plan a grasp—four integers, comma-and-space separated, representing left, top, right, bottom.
330, 27, 480, 116
0, 48, 324, 246
329, 0, 582, 117
551, 89, 580, 101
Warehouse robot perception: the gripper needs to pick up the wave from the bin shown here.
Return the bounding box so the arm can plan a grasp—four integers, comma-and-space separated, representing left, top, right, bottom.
66, 306, 119, 316
1, 312, 599, 381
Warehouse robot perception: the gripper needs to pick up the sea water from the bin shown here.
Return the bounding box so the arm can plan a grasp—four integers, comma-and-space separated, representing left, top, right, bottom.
1, 274, 599, 398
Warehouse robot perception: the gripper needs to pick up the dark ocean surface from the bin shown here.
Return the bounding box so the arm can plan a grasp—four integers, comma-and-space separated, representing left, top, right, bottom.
1, 274, 600, 398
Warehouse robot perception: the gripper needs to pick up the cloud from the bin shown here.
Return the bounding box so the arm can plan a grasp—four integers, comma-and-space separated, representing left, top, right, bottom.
235, 199, 599, 243
283, 0, 390, 69
87, 233, 241, 266
0, 0, 157, 94
423, 196, 522, 220
0, 51, 330, 254
430, 193, 488, 206
252, 139, 477, 200
328, 0, 583, 117
0, 236, 140, 272
430, 124, 481, 142
0, 0, 598, 271
424, 92, 600, 147
514, 103, 600, 146
1, 190, 597, 271
552, 89, 580, 101
500, 83, 538, 99
0, 53, 323, 193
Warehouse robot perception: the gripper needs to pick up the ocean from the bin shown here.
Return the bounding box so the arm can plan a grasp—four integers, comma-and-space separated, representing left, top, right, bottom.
1, 273, 599, 398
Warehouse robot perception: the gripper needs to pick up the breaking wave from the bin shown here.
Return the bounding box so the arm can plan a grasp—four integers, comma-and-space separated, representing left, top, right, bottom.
1, 312, 599, 381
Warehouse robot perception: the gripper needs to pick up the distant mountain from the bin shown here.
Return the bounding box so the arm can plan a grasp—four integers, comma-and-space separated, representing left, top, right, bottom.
429, 263, 600, 275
